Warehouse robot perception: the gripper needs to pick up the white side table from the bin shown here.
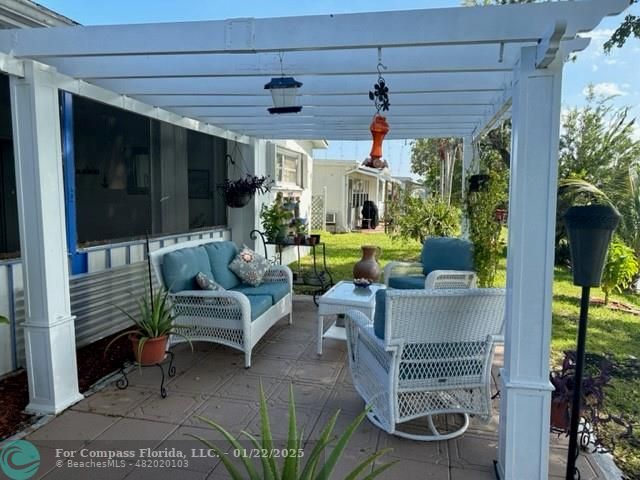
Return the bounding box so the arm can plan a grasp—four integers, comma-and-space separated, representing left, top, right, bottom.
317, 281, 385, 355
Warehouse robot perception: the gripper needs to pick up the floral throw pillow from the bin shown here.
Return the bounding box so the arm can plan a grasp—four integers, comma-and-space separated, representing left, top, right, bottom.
195, 272, 224, 291
229, 246, 271, 287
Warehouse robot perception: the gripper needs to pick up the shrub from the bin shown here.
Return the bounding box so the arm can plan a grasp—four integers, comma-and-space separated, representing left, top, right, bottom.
601, 240, 639, 304
465, 169, 508, 287
388, 190, 460, 243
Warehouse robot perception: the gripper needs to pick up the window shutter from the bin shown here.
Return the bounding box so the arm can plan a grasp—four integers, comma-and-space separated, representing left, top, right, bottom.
265, 141, 276, 181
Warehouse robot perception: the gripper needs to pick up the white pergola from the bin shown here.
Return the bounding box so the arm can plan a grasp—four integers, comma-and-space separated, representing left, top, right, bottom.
0, 1, 628, 478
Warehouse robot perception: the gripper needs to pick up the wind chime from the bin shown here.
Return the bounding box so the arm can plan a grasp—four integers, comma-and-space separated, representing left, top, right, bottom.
366, 48, 390, 169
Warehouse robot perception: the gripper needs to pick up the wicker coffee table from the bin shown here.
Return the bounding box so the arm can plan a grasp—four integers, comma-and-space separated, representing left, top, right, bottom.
316, 280, 385, 355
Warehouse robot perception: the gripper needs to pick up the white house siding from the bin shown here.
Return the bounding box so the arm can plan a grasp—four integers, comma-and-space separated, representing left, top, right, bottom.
312, 161, 350, 232
229, 139, 317, 266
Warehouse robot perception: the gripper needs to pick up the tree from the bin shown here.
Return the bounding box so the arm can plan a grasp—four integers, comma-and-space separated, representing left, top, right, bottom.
557, 87, 640, 257
410, 138, 462, 205
604, 0, 639, 52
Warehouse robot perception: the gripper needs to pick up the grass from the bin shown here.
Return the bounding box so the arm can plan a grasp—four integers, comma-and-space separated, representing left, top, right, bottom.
291, 230, 640, 478
289, 231, 421, 294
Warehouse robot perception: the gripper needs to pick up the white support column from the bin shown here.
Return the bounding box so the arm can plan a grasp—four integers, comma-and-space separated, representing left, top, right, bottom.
497, 47, 563, 479
10, 61, 83, 414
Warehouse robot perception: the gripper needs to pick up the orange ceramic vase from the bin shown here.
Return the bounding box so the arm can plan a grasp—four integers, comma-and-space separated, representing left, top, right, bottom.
353, 245, 382, 282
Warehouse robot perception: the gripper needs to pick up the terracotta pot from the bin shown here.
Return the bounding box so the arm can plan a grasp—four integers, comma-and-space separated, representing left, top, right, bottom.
353, 245, 382, 282
550, 398, 570, 431
369, 114, 390, 160
129, 334, 168, 366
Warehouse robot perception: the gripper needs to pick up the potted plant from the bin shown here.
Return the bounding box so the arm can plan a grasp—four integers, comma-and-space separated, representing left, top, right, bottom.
549, 351, 611, 432
219, 174, 273, 208
290, 217, 307, 244
260, 193, 293, 242
107, 287, 192, 366
0, 315, 8, 324
107, 236, 192, 366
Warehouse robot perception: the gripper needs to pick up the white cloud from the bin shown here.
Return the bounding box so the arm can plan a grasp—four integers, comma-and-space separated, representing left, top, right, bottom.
584, 82, 629, 97
583, 29, 615, 41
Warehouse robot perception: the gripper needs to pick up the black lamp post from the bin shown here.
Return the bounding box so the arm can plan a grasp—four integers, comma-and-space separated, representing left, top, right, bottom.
563, 204, 619, 480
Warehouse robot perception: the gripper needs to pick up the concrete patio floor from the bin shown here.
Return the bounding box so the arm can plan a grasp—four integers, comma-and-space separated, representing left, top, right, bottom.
23, 297, 607, 480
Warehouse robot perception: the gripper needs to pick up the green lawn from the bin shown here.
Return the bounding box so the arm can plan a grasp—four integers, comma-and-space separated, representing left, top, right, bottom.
292, 231, 640, 478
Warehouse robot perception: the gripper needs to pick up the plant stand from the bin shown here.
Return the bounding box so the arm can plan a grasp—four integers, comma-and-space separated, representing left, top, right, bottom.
250, 229, 334, 305
116, 350, 175, 398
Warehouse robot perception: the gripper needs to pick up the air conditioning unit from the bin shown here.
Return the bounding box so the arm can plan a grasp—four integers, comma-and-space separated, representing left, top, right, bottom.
325, 212, 337, 224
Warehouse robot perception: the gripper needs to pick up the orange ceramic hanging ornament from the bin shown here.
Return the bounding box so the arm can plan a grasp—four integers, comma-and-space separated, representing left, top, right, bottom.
369, 114, 389, 163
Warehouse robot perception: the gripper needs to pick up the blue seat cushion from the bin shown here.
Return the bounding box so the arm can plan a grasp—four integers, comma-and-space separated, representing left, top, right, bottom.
373, 289, 387, 340
247, 294, 272, 321
231, 282, 289, 305
421, 237, 474, 276
388, 276, 425, 290
203, 241, 241, 289
162, 246, 212, 293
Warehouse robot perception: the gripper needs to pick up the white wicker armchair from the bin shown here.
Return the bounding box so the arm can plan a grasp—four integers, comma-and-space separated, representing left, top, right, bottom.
149, 239, 293, 368
384, 263, 477, 289
345, 288, 505, 441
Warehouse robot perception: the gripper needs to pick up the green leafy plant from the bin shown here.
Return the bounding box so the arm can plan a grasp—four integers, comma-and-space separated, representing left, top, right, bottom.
601, 240, 639, 305
260, 193, 294, 242
465, 168, 508, 287
0, 315, 8, 324
190, 384, 397, 480
388, 189, 460, 243
105, 287, 192, 362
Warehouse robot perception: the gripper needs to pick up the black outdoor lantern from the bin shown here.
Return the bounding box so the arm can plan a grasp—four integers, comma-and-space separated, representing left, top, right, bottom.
563, 204, 620, 480
264, 77, 303, 114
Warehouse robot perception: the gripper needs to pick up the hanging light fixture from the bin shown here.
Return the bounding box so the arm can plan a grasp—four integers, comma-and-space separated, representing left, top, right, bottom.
264, 52, 303, 114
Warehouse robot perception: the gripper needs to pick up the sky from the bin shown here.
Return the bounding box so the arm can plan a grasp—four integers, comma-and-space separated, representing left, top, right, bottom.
39, 0, 640, 179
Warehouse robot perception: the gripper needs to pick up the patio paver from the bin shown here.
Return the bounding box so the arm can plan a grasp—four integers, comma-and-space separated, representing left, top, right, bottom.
22, 297, 611, 480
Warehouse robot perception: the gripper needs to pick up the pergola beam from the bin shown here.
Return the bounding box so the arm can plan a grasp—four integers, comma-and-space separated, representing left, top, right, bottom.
172, 105, 489, 117
130, 91, 502, 107
90, 71, 511, 96
0, 0, 626, 57
39, 44, 526, 79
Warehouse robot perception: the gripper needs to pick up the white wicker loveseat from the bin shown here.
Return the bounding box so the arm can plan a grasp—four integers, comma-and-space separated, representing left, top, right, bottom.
345, 288, 505, 441
149, 238, 292, 368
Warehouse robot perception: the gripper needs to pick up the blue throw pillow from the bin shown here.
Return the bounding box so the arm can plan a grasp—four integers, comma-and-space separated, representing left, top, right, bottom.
421, 237, 474, 276
203, 241, 241, 289
162, 246, 212, 292
373, 289, 387, 340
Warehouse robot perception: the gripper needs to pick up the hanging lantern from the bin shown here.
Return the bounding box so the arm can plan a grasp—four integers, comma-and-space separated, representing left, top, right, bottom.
369, 114, 390, 160
264, 77, 303, 114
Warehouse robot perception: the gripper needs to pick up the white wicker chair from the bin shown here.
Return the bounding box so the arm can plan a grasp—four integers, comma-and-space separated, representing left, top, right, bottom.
384, 263, 477, 289
345, 288, 505, 441
149, 239, 293, 368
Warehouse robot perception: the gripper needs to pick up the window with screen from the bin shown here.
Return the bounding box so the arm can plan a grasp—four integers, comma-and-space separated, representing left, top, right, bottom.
0, 74, 19, 259
187, 130, 227, 229
73, 96, 152, 245
275, 148, 303, 188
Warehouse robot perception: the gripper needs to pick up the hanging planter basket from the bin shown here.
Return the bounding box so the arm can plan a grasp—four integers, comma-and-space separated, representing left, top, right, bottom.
219, 172, 273, 209
224, 190, 253, 208
468, 174, 490, 193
